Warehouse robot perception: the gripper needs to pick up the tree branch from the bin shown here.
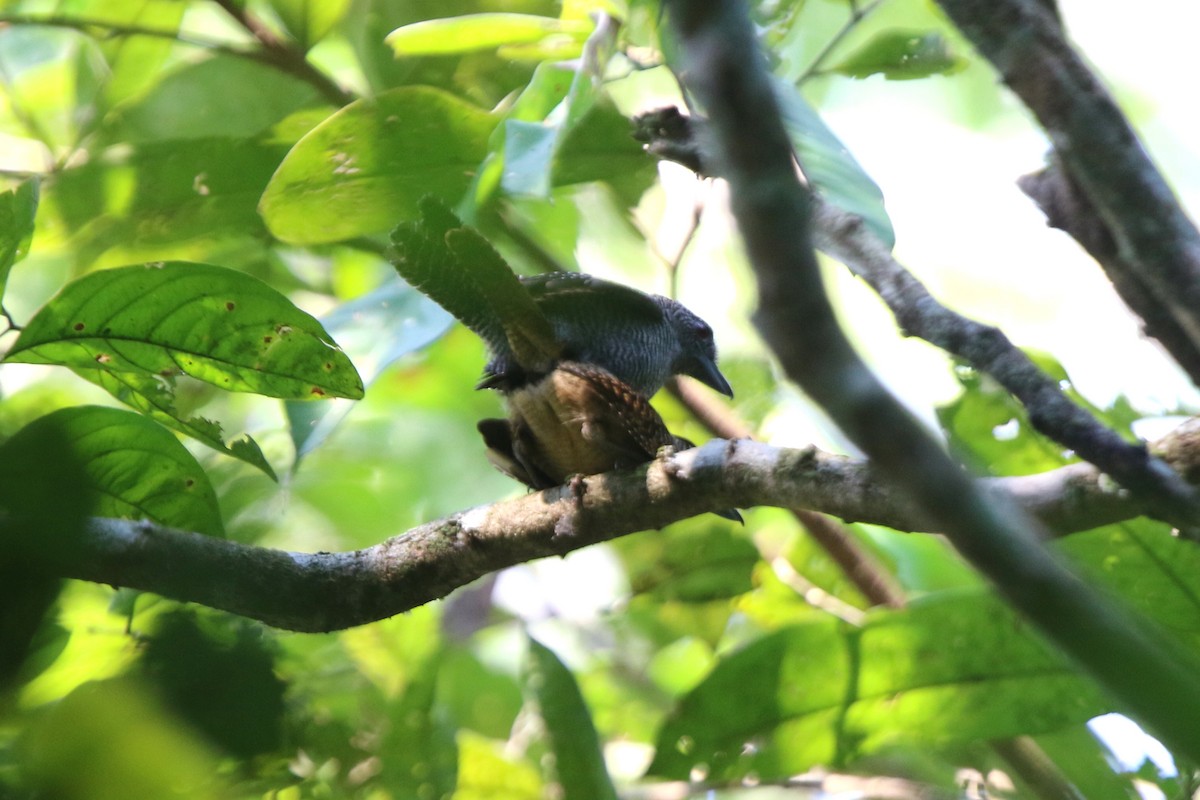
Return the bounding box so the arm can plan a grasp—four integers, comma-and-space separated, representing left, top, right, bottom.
934, 0, 1200, 384
37, 425, 1200, 632
1018, 161, 1200, 380
810, 197, 1200, 531
665, 0, 1200, 762
635, 110, 1200, 530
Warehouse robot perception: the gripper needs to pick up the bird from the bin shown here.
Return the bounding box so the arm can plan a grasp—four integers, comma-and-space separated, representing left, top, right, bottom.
389, 197, 738, 520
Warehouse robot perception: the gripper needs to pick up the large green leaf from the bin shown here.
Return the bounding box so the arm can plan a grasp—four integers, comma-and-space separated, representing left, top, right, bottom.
772, 76, 895, 248
0, 406, 223, 537
1059, 520, 1200, 652
88, 0, 188, 107
78, 367, 276, 480
648, 589, 1106, 780
50, 137, 287, 265
6, 261, 363, 401
259, 87, 497, 244
525, 638, 619, 800
105, 56, 323, 144
0, 178, 38, 297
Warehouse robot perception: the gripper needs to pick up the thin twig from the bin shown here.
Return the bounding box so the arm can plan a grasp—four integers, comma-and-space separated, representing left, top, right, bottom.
797, 0, 886, 84
934, 0, 1200, 384
210, 0, 352, 106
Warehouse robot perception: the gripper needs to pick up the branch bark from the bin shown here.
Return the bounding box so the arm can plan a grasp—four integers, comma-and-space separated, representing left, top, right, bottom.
665, 0, 1200, 762
33, 426, 1200, 632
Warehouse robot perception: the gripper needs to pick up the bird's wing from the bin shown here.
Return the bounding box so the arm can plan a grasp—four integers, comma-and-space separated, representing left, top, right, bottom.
522, 272, 666, 331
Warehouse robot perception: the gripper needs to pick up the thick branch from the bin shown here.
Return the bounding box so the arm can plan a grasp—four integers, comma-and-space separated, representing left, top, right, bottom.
37, 431, 1200, 632
935, 0, 1200, 382
666, 0, 1200, 761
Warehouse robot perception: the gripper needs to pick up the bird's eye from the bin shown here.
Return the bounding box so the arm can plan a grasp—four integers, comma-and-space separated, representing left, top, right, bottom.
691, 319, 713, 341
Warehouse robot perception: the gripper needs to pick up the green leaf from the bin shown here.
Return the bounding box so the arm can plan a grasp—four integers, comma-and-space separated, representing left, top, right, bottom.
831, 30, 967, 81
78, 367, 277, 480
90, 0, 188, 107
1059, 520, 1200, 653
268, 0, 353, 49
21, 680, 226, 799
494, 25, 612, 201
286, 277, 453, 464
385, 14, 590, 57
0, 178, 39, 297
0, 406, 224, 537
525, 637, 618, 800
937, 363, 1069, 476
648, 589, 1105, 780
379, 653, 459, 798
621, 525, 758, 602
6, 262, 363, 402
771, 77, 895, 248
105, 56, 323, 144
260, 87, 497, 244
50, 137, 287, 265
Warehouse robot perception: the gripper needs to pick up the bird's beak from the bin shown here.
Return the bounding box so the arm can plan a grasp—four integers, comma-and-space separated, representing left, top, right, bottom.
691, 355, 734, 398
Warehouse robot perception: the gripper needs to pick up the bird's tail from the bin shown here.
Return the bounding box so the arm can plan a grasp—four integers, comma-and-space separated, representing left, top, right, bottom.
390, 197, 561, 372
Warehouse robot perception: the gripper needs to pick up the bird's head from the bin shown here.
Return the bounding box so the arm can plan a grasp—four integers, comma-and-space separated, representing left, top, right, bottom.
657, 298, 734, 397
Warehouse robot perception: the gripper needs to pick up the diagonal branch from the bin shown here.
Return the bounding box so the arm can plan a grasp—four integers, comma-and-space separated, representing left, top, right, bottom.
665, 0, 1200, 762
634, 109, 1200, 530
934, 0, 1200, 384
810, 198, 1200, 531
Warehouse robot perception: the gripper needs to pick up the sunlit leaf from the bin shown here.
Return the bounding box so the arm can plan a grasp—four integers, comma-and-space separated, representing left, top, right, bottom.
0, 177, 38, 296
6, 261, 363, 401
648, 589, 1105, 780
831, 30, 967, 81
1059, 520, 1200, 652
50, 137, 287, 264
105, 56, 323, 144
0, 406, 223, 536
525, 638, 618, 800
78, 367, 276, 479
260, 87, 496, 244
21, 679, 225, 799
386, 14, 590, 57
938, 363, 1069, 476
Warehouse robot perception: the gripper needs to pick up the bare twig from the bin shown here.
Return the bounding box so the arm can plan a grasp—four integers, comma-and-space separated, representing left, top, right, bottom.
935, 0, 1200, 385
811, 197, 1200, 532
665, 0, 1200, 762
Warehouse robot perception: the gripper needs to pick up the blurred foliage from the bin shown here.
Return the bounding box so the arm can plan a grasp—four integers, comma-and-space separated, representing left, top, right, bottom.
0, 0, 1195, 798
